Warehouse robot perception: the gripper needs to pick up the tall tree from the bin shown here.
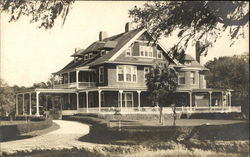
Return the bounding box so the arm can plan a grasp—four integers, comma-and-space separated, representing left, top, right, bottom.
129, 1, 249, 61
146, 64, 178, 124
205, 53, 249, 116
0, 79, 15, 116
0, 0, 74, 29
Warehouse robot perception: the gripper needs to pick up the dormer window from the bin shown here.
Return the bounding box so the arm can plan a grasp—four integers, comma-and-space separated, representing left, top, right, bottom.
100, 50, 109, 56
125, 48, 132, 57
139, 46, 153, 58
184, 61, 191, 65
89, 53, 93, 58
84, 54, 88, 60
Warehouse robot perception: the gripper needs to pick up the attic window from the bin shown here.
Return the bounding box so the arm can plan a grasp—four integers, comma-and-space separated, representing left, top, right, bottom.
84, 54, 88, 60
100, 50, 105, 56
125, 48, 132, 57
139, 46, 153, 58
185, 61, 191, 65
89, 53, 93, 58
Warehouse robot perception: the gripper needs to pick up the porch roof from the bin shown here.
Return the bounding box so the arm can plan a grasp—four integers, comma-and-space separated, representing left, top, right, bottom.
176, 88, 233, 93
15, 88, 76, 94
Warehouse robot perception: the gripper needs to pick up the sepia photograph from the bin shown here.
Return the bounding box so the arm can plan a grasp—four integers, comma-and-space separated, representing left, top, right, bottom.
0, 1, 249, 157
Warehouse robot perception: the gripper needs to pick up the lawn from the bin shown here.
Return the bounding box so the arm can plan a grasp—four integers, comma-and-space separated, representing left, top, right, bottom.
108, 119, 246, 127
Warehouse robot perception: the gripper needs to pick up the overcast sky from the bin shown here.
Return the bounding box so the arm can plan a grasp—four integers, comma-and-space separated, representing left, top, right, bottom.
1, 1, 249, 87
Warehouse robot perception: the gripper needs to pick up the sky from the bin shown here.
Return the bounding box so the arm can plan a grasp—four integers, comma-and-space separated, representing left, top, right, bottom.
0, 1, 249, 87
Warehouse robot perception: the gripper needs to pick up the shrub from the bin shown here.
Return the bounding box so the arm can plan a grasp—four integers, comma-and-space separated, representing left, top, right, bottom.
0, 118, 52, 141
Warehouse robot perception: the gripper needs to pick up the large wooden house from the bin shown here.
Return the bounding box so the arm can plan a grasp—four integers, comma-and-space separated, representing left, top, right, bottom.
15, 23, 240, 116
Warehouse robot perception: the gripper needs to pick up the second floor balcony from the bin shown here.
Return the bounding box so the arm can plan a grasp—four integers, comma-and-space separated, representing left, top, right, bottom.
54, 82, 96, 89
54, 69, 96, 89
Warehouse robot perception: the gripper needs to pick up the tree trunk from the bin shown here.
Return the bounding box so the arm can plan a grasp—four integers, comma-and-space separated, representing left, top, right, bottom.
159, 106, 164, 125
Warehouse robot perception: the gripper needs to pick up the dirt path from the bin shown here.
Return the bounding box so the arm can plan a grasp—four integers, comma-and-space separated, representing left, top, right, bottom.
1, 120, 96, 155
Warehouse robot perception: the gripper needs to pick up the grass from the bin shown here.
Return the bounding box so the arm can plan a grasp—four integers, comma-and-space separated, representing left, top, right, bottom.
0, 120, 31, 126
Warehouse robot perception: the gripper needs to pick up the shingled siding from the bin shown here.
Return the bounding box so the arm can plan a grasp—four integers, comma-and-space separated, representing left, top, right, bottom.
107, 64, 146, 88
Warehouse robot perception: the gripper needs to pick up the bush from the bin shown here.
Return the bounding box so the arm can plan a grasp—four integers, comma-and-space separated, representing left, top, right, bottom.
0, 118, 53, 141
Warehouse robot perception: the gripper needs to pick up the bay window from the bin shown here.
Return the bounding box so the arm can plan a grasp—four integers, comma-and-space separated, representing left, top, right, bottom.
117, 65, 137, 82
178, 72, 185, 84
190, 72, 195, 84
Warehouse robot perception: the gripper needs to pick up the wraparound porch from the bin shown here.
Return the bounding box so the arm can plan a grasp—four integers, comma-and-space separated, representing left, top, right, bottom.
15, 87, 240, 116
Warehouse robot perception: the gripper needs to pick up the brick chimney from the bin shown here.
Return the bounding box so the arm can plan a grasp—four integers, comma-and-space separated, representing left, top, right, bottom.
195, 41, 201, 63
99, 31, 108, 41
195, 41, 205, 65
125, 22, 134, 32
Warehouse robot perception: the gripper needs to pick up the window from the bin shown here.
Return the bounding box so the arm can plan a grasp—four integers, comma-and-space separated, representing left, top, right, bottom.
117, 65, 137, 82
157, 50, 163, 59
185, 61, 191, 65
100, 50, 105, 56
139, 46, 154, 58
84, 54, 88, 60
190, 72, 195, 84
125, 48, 132, 56
99, 66, 104, 83
178, 72, 185, 84
144, 67, 150, 80
118, 66, 124, 81
118, 92, 134, 108
89, 53, 93, 58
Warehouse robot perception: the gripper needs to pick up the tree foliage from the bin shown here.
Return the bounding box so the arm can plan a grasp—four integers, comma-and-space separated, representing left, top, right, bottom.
146, 64, 178, 107
205, 53, 249, 114
0, 79, 15, 116
0, 0, 74, 29
129, 1, 249, 61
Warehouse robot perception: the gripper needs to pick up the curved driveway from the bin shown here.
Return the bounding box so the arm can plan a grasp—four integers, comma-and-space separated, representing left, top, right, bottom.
1, 120, 94, 155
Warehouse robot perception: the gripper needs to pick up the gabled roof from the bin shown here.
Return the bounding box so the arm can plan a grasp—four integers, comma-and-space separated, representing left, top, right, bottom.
54, 26, 207, 74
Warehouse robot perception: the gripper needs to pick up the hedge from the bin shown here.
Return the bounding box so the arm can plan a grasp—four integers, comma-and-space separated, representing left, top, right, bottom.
0, 118, 53, 142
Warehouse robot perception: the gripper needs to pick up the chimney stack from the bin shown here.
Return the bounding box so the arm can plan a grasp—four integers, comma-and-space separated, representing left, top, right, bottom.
99, 31, 108, 41
195, 41, 201, 63
125, 22, 134, 32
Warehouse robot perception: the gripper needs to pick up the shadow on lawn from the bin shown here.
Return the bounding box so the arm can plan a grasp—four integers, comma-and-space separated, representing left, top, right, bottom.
79, 122, 249, 145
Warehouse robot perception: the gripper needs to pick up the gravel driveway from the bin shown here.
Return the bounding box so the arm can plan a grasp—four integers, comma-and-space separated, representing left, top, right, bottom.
1, 120, 95, 155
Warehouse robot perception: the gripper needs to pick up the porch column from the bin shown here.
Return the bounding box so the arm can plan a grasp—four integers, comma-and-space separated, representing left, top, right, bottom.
22, 93, 25, 115
119, 90, 123, 112
209, 91, 212, 107
221, 92, 224, 108
86, 91, 89, 113
76, 92, 79, 111
228, 92, 231, 107
16, 94, 18, 115
35, 92, 40, 116
76, 70, 79, 89
98, 90, 102, 112
137, 91, 141, 111
29, 93, 32, 115
68, 72, 70, 85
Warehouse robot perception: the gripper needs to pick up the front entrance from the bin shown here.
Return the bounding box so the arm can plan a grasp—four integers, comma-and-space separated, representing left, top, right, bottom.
50, 96, 62, 119
119, 92, 134, 110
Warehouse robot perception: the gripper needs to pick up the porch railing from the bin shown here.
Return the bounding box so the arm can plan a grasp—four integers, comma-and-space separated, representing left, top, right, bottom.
73, 106, 241, 114
54, 82, 96, 89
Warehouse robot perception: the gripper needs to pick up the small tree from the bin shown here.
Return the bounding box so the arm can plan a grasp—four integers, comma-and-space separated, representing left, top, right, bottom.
146, 64, 178, 125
